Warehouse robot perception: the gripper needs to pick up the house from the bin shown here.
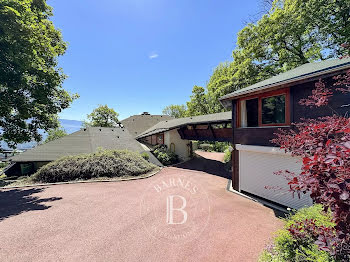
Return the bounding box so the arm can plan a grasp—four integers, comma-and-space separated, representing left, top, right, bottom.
5, 113, 172, 175
136, 111, 232, 161
121, 112, 174, 137
5, 127, 162, 176
219, 58, 350, 209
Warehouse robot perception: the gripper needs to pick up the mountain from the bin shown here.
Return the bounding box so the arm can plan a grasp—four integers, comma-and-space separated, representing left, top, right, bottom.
58, 119, 84, 134
1, 119, 83, 150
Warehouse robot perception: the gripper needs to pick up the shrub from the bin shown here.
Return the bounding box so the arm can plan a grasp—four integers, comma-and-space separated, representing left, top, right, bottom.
152, 145, 178, 166
212, 142, 230, 152
197, 141, 230, 152
223, 147, 232, 163
0, 161, 8, 169
32, 150, 157, 183
272, 66, 350, 259
141, 152, 150, 161
199, 143, 213, 152
260, 205, 336, 262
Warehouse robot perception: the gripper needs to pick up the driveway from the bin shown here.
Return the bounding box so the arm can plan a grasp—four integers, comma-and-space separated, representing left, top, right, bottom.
0, 164, 282, 262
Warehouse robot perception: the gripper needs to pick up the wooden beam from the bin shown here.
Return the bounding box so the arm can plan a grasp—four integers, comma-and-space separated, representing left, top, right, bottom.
232, 100, 239, 191
209, 124, 216, 139
177, 128, 185, 139
192, 125, 199, 137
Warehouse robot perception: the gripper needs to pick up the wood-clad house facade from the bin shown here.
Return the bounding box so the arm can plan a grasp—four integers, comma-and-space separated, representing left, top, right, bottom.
220, 58, 350, 209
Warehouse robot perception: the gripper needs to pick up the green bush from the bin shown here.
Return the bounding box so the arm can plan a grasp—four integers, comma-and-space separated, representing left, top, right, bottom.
0, 161, 8, 169
223, 148, 231, 163
192, 141, 199, 150
212, 142, 230, 152
152, 145, 178, 166
259, 205, 336, 262
197, 141, 230, 152
141, 152, 150, 161
199, 143, 213, 152
32, 150, 157, 183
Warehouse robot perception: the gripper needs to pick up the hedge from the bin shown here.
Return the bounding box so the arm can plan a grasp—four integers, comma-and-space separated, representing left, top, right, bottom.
32, 149, 157, 183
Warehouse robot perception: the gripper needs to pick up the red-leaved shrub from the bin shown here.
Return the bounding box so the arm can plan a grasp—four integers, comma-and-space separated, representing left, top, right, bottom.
272, 66, 350, 260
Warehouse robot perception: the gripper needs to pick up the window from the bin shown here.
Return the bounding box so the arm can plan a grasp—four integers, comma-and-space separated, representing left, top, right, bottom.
157, 134, 164, 144
238, 88, 290, 127
261, 95, 286, 125
240, 98, 259, 127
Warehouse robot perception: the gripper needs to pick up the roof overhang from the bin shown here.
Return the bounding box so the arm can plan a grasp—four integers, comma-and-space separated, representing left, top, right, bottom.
136, 116, 232, 139
219, 60, 350, 108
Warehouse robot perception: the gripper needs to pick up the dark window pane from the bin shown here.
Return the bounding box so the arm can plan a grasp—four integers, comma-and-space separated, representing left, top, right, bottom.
262, 95, 286, 124
246, 98, 259, 127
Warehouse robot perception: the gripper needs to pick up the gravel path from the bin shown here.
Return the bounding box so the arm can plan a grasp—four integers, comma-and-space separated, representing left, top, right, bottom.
0, 160, 282, 262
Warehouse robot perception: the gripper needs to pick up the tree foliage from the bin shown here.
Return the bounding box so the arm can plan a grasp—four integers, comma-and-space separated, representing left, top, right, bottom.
0, 0, 77, 148
44, 126, 67, 143
162, 104, 187, 118
186, 86, 209, 116
84, 105, 120, 127
176, 0, 350, 117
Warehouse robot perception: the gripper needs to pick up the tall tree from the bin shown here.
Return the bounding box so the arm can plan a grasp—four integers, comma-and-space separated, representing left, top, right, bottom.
162, 104, 187, 118
185, 0, 350, 115
206, 62, 237, 114
186, 86, 209, 116
0, 0, 77, 149
44, 126, 67, 143
84, 105, 119, 127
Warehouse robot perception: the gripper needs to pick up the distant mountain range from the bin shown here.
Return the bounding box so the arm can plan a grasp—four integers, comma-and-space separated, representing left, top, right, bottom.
1, 119, 83, 150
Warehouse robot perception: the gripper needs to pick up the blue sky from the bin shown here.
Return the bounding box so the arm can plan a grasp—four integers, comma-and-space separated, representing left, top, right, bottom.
51, 0, 261, 121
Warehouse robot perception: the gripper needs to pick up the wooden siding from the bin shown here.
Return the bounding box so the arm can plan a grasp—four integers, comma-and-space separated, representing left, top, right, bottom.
181, 127, 232, 142
234, 127, 290, 146
292, 80, 350, 122
232, 77, 350, 147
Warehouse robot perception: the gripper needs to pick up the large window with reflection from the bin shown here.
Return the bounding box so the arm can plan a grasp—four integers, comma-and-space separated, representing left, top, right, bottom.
238, 88, 290, 127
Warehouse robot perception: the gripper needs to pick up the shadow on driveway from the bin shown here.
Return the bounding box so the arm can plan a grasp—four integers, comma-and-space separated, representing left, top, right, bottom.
0, 188, 62, 222
175, 155, 231, 179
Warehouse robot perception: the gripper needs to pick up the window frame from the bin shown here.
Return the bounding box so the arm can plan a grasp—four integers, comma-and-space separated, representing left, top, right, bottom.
237, 88, 290, 128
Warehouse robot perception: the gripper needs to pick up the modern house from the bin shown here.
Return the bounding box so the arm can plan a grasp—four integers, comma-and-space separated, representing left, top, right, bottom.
136, 111, 232, 161
4, 58, 349, 210
5, 126, 163, 176
219, 58, 350, 209
121, 112, 173, 137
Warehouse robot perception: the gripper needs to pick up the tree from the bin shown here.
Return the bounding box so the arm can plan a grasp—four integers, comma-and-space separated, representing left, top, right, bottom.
0, 0, 77, 149
206, 62, 238, 114
234, 0, 350, 75
272, 68, 350, 260
186, 86, 209, 116
166, 0, 350, 116
44, 126, 67, 143
84, 105, 120, 127
162, 104, 187, 118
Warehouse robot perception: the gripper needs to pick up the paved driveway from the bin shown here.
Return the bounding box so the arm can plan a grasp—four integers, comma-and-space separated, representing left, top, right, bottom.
0, 164, 282, 262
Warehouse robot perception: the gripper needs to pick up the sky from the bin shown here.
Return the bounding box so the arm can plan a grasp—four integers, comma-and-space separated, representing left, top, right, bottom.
51, 0, 262, 121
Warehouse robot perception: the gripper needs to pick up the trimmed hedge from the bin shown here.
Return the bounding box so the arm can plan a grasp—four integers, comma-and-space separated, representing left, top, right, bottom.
32, 150, 157, 183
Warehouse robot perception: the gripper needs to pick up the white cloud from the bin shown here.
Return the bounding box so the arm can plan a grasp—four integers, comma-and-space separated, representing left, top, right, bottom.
149, 52, 159, 59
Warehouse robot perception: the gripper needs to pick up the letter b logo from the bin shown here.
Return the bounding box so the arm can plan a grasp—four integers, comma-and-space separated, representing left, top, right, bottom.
166, 195, 187, 225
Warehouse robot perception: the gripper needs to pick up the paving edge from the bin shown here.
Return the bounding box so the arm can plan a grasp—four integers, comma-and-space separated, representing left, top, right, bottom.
1, 168, 163, 190
226, 179, 289, 214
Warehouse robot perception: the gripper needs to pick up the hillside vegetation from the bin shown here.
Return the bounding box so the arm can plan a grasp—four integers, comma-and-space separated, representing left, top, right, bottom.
32, 150, 157, 183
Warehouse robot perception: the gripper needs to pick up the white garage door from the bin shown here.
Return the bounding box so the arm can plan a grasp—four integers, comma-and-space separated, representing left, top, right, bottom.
237, 144, 313, 210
